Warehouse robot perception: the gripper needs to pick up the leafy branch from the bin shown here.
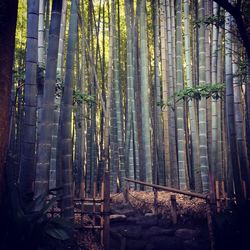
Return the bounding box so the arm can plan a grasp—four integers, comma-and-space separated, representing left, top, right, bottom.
73, 89, 96, 106
158, 83, 225, 110
193, 15, 225, 28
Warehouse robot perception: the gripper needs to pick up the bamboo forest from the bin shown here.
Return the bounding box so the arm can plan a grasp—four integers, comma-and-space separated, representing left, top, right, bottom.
0, 0, 250, 249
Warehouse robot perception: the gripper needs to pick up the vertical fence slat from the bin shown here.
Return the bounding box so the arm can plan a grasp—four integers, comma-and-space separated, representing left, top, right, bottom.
153, 188, 158, 215
206, 201, 215, 250
103, 171, 110, 250
170, 195, 177, 224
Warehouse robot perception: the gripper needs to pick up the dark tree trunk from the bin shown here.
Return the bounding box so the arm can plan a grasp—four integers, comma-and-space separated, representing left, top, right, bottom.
0, 0, 18, 210
19, 0, 39, 197
35, 0, 63, 199
61, 0, 79, 220
213, 0, 250, 60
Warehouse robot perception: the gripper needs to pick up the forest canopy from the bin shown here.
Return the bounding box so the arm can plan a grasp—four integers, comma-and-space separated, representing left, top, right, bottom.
0, 0, 250, 220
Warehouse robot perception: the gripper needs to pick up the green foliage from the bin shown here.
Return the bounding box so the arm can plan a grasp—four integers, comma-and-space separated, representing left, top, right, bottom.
1, 185, 74, 250
15, 0, 27, 49
233, 59, 248, 82
193, 14, 225, 28
174, 83, 224, 100
157, 100, 166, 110
158, 83, 224, 110
54, 79, 95, 107
55, 75, 64, 99
13, 68, 25, 83
73, 89, 96, 106
37, 64, 46, 85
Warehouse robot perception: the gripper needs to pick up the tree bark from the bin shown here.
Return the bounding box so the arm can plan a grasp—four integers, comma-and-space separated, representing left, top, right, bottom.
140, 0, 152, 185
35, 0, 63, 199
61, 0, 79, 220
0, 0, 18, 209
225, 12, 245, 205
19, 0, 39, 197
213, 0, 250, 60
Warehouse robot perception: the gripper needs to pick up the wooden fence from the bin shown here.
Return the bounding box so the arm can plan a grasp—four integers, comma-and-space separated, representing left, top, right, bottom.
124, 177, 215, 250
48, 171, 110, 250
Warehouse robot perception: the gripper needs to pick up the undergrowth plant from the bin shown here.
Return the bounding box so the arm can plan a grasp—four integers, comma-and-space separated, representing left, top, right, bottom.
1, 185, 75, 250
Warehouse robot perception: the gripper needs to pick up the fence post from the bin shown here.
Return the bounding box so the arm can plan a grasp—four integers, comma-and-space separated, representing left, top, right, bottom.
206, 199, 215, 250
123, 180, 129, 203
153, 188, 158, 215
215, 180, 220, 212
120, 169, 126, 191
221, 180, 226, 209
93, 181, 97, 225
80, 181, 85, 225
103, 171, 110, 250
170, 195, 177, 225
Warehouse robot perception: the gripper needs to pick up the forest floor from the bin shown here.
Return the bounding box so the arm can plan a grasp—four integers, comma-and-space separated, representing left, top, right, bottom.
109, 191, 210, 250
111, 190, 208, 219
75, 191, 250, 250
76, 191, 210, 250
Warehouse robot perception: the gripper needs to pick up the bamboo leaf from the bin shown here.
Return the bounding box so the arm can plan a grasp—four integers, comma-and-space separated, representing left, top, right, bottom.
45, 228, 70, 241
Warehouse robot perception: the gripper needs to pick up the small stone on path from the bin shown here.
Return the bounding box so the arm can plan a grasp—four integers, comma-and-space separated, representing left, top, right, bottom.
175, 228, 198, 240
110, 214, 127, 223
143, 226, 175, 238
120, 225, 142, 239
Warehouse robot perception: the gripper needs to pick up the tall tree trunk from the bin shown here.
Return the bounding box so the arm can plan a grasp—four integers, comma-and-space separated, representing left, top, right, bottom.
0, 0, 18, 209
217, 24, 223, 183
104, 0, 114, 180
60, 0, 79, 220
57, 0, 67, 77
140, 0, 152, 184
114, 0, 125, 191
75, 0, 86, 198
44, 0, 50, 61
152, 0, 165, 185
166, 0, 178, 188
109, 0, 119, 193
35, 0, 63, 199
98, 0, 106, 192
232, 43, 250, 198
198, 0, 209, 193
132, 4, 143, 187
246, 63, 250, 196
211, 2, 219, 182
213, 0, 250, 60
124, 0, 135, 186
37, 0, 45, 153
90, 1, 98, 196
205, 0, 212, 172
85, 1, 92, 195
19, 0, 39, 196
176, 0, 188, 190
50, 0, 67, 190
225, 11, 245, 205
184, 0, 202, 192
131, 12, 140, 188
38, 0, 45, 65
159, 0, 171, 186
85, 0, 99, 195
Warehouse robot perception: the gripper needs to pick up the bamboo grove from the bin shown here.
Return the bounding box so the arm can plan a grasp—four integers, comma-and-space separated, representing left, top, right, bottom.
7, 0, 250, 218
